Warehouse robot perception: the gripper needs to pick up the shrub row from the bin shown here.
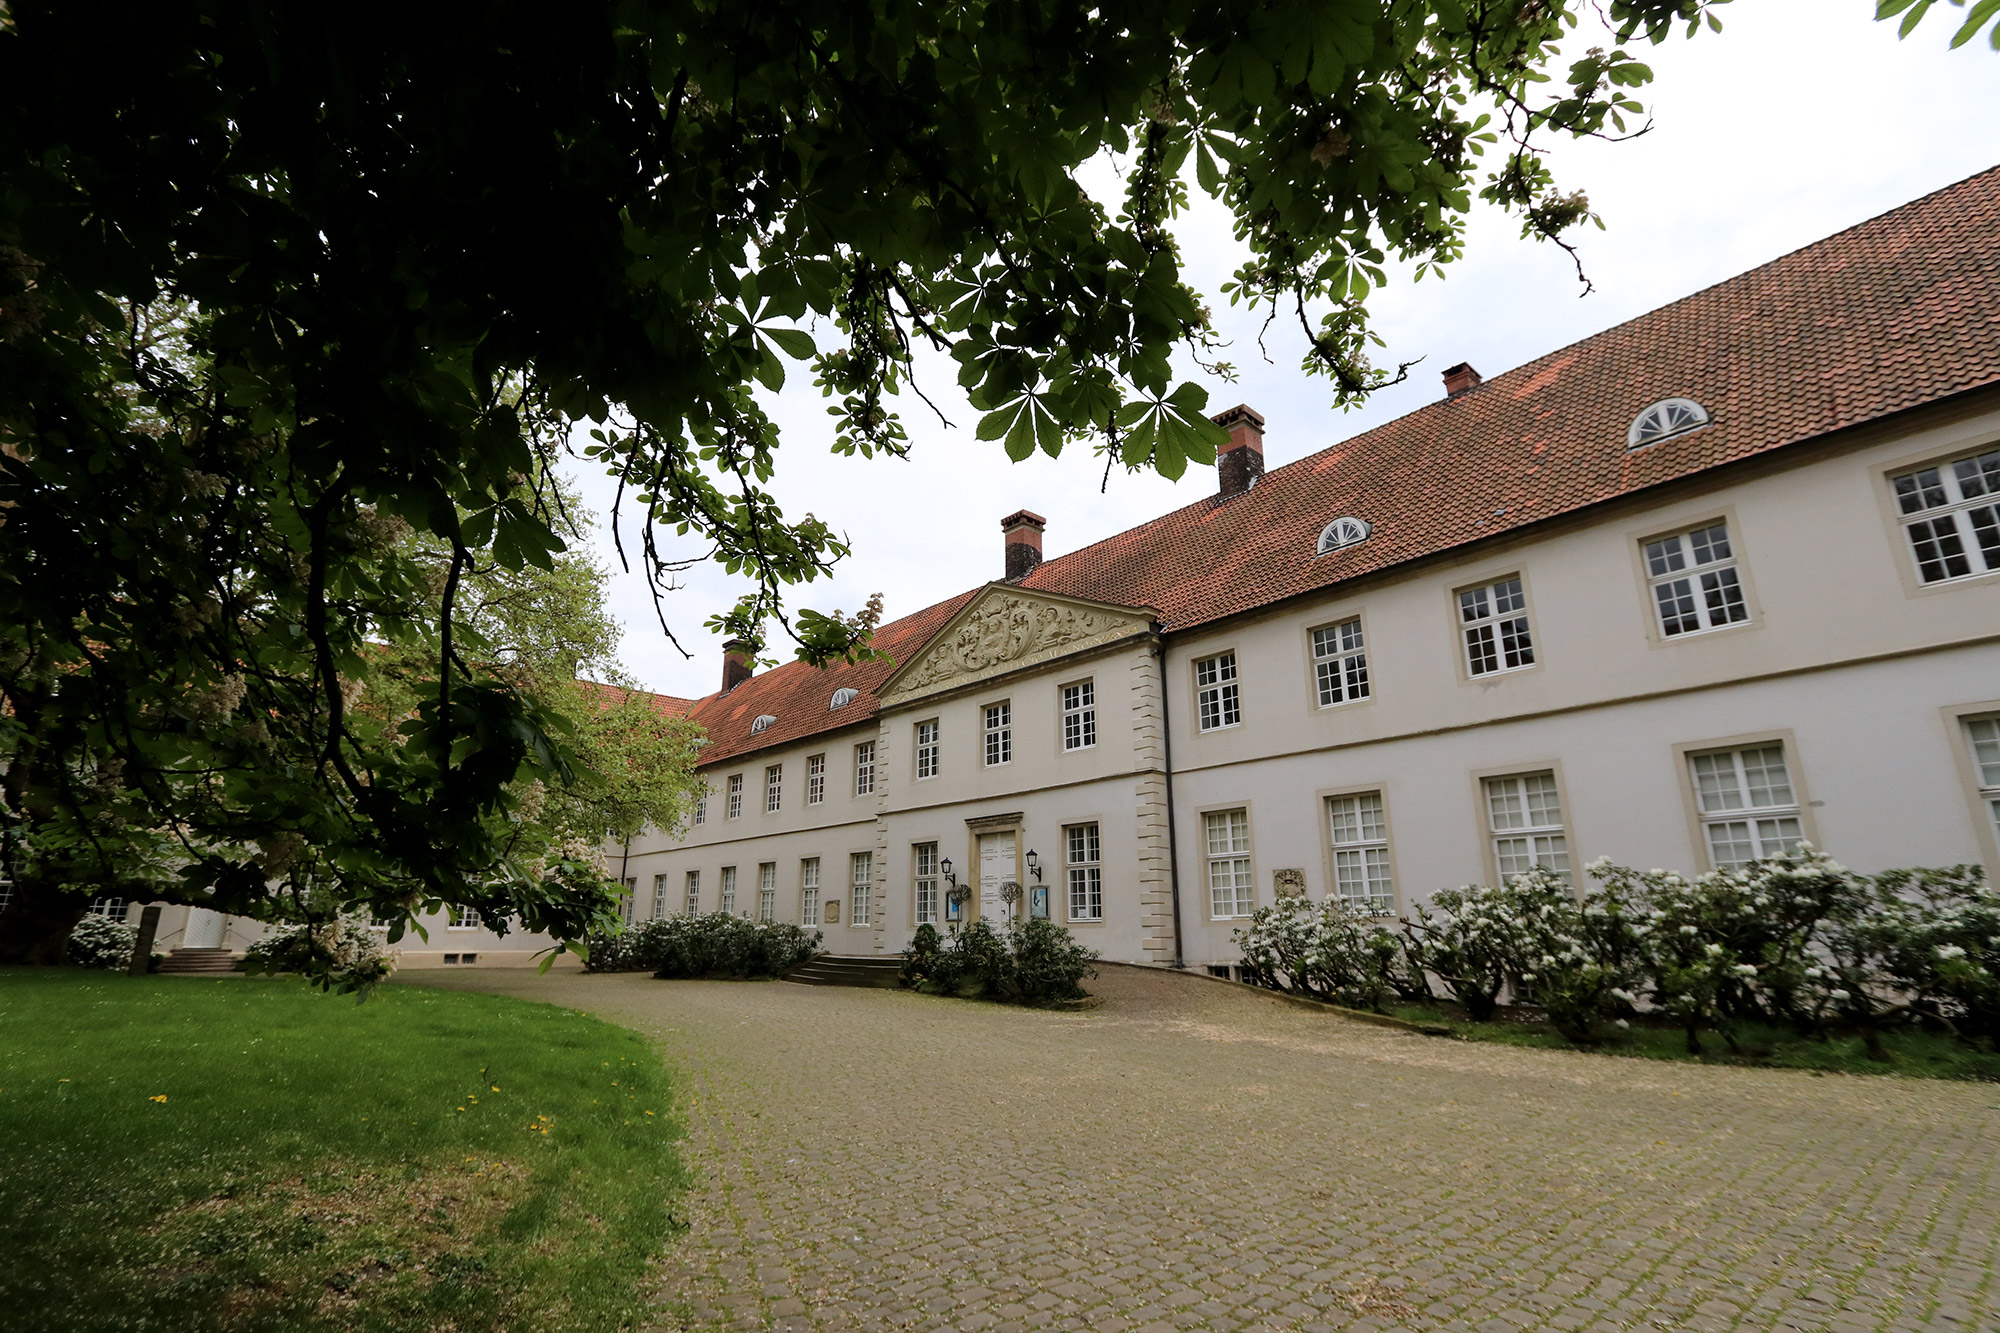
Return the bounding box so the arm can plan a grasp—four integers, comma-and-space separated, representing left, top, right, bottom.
1235, 849, 1999, 1052
584, 912, 821, 979
900, 918, 1098, 1006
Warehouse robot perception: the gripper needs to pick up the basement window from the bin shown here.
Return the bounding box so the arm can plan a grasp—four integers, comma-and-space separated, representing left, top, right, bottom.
750, 714, 777, 735
1627, 398, 1710, 450
1316, 516, 1372, 556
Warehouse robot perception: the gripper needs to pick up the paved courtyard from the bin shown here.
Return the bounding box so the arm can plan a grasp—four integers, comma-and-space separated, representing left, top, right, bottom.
416, 964, 2000, 1333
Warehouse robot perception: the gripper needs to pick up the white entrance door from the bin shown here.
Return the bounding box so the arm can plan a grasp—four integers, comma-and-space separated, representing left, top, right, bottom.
977, 832, 1017, 923
183, 907, 226, 949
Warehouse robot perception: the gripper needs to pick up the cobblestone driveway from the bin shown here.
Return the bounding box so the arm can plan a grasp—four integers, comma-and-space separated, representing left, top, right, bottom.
418, 964, 2000, 1333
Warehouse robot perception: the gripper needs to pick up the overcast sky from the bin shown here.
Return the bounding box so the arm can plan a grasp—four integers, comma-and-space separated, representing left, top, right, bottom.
563, 1, 2000, 701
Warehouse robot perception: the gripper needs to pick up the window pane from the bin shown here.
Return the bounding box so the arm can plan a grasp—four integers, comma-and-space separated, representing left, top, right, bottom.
1688, 523, 1732, 565
1700, 566, 1748, 624
1655, 577, 1700, 635
1895, 467, 1947, 514
1755, 816, 1805, 857
1707, 820, 1757, 869
1486, 778, 1526, 830
1691, 752, 1746, 812
1739, 745, 1794, 809
1907, 515, 1971, 583
1955, 449, 2000, 499
1466, 622, 1498, 675
1969, 718, 2000, 787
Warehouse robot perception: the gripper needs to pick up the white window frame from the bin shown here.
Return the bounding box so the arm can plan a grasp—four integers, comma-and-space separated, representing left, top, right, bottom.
448, 904, 482, 930
1065, 822, 1103, 922
1644, 520, 1749, 637
854, 740, 876, 796
1194, 652, 1241, 732
983, 701, 1012, 767
88, 896, 128, 921
850, 851, 873, 926
693, 791, 707, 825
1892, 446, 2000, 585
915, 719, 940, 780
1688, 743, 1806, 870
801, 857, 821, 927
764, 763, 783, 814
806, 753, 826, 805
914, 842, 940, 926
1460, 576, 1535, 677
719, 865, 737, 915
1204, 808, 1255, 918
683, 869, 702, 917
1484, 772, 1570, 884
1061, 680, 1097, 751
1326, 791, 1394, 914
652, 874, 669, 919
757, 863, 776, 923
1310, 618, 1370, 708
726, 773, 743, 819
1966, 716, 2000, 847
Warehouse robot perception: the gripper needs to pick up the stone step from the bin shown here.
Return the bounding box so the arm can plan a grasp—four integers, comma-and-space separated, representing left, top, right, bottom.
785, 955, 904, 989
158, 948, 243, 975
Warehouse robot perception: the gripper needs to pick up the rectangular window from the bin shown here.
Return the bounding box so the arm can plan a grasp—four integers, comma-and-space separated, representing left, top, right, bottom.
89, 897, 127, 921
801, 857, 821, 927
914, 842, 939, 926
1194, 652, 1241, 732
1645, 521, 1749, 636
448, 904, 482, 929
1311, 618, 1371, 707
765, 764, 783, 813
1065, 823, 1103, 921
984, 702, 1012, 766
620, 876, 637, 925
1327, 792, 1394, 913
1204, 809, 1254, 918
850, 851, 873, 926
1893, 447, 2000, 584
1485, 772, 1569, 883
683, 870, 702, 917
854, 741, 876, 796
653, 874, 669, 919
1966, 717, 2000, 844
758, 863, 776, 923
1062, 681, 1097, 751
807, 753, 825, 805
726, 773, 743, 819
694, 792, 707, 825
1689, 743, 1806, 870
915, 720, 940, 779
719, 865, 737, 915
1461, 576, 1534, 676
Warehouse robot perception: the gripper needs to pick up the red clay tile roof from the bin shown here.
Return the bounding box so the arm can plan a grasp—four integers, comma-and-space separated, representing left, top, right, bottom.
575, 680, 698, 719
662, 165, 2000, 771
1022, 164, 2000, 626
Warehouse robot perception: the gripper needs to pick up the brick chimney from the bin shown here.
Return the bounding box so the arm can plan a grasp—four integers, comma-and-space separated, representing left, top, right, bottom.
1442, 362, 1483, 397
1001, 509, 1046, 581
1213, 404, 1265, 499
721, 638, 755, 693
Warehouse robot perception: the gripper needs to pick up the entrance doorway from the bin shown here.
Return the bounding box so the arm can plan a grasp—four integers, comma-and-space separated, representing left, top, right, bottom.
977, 831, 1017, 923
183, 907, 226, 949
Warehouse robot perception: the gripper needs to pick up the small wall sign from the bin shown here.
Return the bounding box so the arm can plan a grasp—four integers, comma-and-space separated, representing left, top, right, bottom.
825, 900, 842, 923
1029, 885, 1050, 920
1273, 868, 1307, 898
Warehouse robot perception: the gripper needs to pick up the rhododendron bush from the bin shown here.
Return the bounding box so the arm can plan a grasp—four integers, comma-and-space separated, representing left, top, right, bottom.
1235, 849, 1998, 1051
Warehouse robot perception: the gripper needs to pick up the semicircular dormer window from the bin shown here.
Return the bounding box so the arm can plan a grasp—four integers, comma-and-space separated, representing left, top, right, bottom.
1627, 398, 1710, 450
749, 714, 777, 735
1316, 516, 1373, 556
829, 687, 859, 711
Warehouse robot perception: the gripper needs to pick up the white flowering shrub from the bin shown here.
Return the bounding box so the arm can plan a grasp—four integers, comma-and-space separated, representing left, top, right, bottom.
1398, 882, 1525, 1021
1234, 895, 1424, 1011
65, 914, 138, 970
1865, 866, 2000, 1045
583, 912, 821, 978
242, 919, 399, 997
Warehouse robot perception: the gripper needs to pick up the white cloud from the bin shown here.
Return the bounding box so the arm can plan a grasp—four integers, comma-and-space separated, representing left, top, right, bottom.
564, 0, 2000, 698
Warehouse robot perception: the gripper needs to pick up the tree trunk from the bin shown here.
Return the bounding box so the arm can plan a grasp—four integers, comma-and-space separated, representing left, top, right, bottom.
0, 871, 91, 965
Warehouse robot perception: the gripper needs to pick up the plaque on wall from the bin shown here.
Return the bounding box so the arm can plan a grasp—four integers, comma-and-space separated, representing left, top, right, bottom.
825, 900, 842, 923
1273, 868, 1307, 898
1029, 885, 1049, 920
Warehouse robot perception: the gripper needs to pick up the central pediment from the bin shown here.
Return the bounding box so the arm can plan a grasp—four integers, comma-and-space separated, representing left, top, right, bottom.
879, 585, 1153, 702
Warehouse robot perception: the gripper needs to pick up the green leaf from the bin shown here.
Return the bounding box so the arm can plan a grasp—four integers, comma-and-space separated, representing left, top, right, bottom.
762, 327, 816, 359
1951, 0, 2000, 46
1195, 139, 1222, 194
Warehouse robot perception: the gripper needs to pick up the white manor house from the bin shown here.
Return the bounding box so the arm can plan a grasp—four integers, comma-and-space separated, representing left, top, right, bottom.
126, 167, 2000, 971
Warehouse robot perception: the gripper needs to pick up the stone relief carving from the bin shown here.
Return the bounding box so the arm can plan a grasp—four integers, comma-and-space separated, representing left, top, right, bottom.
896, 593, 1136, 693
1273, 868, 1308, 898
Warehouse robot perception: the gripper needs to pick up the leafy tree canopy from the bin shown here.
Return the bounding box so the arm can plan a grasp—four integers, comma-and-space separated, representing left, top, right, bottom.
0, 0, 1766, 960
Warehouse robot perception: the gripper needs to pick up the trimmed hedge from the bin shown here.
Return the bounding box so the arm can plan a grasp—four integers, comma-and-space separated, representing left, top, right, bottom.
584, 913, 820, 978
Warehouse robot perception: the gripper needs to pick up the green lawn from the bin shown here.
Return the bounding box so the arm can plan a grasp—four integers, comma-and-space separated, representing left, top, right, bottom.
0, 969, 686, 1333
1385, 1003, 2000, 1080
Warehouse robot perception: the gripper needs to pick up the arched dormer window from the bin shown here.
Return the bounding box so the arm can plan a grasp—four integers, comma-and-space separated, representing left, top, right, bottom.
829, 687, 859, 711
749, 714, 777, 735
1316, 516, 1372, 556
1627, 398, 1710, 450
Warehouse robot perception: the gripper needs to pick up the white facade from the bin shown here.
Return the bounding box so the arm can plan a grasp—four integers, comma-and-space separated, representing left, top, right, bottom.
618, 399, 2000, 970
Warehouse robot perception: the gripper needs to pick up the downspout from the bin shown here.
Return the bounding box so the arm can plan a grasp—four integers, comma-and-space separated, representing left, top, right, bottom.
1153, 631, 1185, 969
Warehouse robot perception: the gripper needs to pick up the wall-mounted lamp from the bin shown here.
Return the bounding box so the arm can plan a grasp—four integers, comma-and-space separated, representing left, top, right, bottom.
940, 857, 956, 889
1025, 849, 1042, 882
